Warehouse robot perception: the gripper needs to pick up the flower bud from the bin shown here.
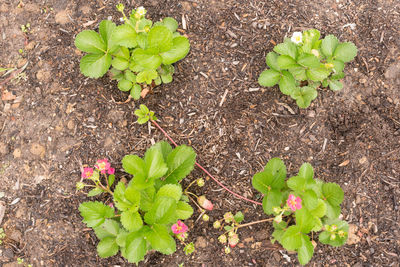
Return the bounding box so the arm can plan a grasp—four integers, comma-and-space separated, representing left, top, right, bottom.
218, 234, 227, 244
202, 214, 209, 222
272, 207, 281, 214
224, 246, 231, 254
116, 3, 124, 12
196, 178, 205, 187
198, 195, 213, 211
213, 220, 221, 229
76, 182, 85, 190
330, 234, 336, 240
338, 230, 346, 238
274, 214, 282, 224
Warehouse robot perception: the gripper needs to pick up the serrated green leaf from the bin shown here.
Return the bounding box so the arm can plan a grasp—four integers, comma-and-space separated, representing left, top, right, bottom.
151, 141, 173, 162
133, 48, 162, 69
125, 231, 148, 264
75, 30, 106, 54
291, 86, 318, 108
137, 117, 149, 124
297, 234, 314, 265
137, 32, 148, 49
262, 189, 283, 215
110, 24, 137, 48
148, 25, 173, 53
224, 226, 232, 231
160, 36, 190, 65
309, 199, 326, 218
88, 187, 103, 197
287, 176, 306, 192
130, 84, 141, 100
99, 20, 117, 52
258, 69, 280, 87
121, 211, 143, 232
311, 216, 322, 232
298, 163, 314, 180
122, 155, 146, 176
328, 80, 343, 91
322, 183, 344, 206
332, 60, 345, 73
118, 79, 132, 91
325, 201, 341, 219
303, 190, 318, 210
145, 224, 176, 255
144, 147, 168, 181
80, 53, 111, 78
264, 158, 287, 185
163, 145, 196, 184
161, 73, 173, 83
136, 69, 158, 84
125, 185, 141, 207
330, 71, 345, 80
124, 70, 136, 82
79, 201, 114, 228
265, 51, 281, 71
295, 208, 315, 234
277, 55, 298, 69
273, 40, 297, 59
162, 17, 179, 32
176, 201, 194, 220
156, 184, 182, 203
234, 211, 244, 223
321, 35, 339, 57
281, 225, 302, 251
306, 67, 331, 82
297, 53, 320, 68
139, 186, 155, 212
94, 219, 120, 239
279, 70, 296, 95
116, 229, 129, 247
301, 29, 321, 53
288, 66, 307, 81
108, 174, 115, 187
334, 42, 357, 62
97, 236, 119, 258
144, 196, 176, 225
112, 57, 129, 71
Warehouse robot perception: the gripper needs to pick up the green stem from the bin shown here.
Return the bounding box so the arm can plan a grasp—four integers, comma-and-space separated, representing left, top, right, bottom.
184, 179, 197, 193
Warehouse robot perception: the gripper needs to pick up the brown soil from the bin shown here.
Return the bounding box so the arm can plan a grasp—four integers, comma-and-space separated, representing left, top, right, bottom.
0, 0, 399, 266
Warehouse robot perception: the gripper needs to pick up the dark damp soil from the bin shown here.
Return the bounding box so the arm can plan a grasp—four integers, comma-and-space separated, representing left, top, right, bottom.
0, 0, 399, 266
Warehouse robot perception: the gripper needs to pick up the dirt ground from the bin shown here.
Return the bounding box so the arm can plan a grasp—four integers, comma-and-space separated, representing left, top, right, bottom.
0, 0, 399, 266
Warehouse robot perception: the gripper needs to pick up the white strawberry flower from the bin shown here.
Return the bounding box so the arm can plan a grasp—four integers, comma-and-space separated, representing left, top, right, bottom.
136, 6, 146, 17
291, 32, 303, 44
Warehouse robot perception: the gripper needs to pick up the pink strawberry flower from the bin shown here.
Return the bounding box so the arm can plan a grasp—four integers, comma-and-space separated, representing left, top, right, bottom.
95, 159, 111, 174
171, 220, 188, 234
198, 195, 213, 211
107, 167, 115, 175
81, 167, 94, 179
287, 194, 302, 211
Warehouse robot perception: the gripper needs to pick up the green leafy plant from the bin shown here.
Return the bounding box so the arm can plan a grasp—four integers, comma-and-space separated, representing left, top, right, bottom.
134, 104, 157, 124
252, 158, 348, 265
213, 211, 245, 253
77, 141, 198, 264
75, 4, 190, 100
258, 29, 357, 108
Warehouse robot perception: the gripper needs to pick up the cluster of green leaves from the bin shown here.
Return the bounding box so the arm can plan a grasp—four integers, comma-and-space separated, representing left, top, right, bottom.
75, 6, 190, 100
252, 158, 348, 265
134, 104, 157, 124
258, 29, 357, 108
79, 141, 197, 264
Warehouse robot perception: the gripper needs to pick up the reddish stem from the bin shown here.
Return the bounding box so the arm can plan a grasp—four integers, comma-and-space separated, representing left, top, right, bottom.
150, 119, 262, 206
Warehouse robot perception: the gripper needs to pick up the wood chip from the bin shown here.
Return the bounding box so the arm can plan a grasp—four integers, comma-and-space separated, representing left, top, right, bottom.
219, 89, 228, 107
182, 14, 187, 30
339, 159, 350, 167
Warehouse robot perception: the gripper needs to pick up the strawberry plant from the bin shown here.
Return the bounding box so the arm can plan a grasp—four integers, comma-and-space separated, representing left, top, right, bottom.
252, 158, 348, 265
258, 29, 357, 108
74, 4, 190, 100
77, 141, 198, 264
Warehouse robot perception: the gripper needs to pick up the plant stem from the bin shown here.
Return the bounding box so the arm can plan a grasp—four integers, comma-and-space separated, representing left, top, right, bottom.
185, 191, 199, 199
235, 218, 274, 230
185, 193, 203, 211
150, 119, 262, 206
184, 179, 197, 193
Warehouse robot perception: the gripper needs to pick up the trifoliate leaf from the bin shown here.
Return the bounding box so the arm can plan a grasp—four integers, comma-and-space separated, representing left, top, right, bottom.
145, 224, 176, 255
176, 201, 194, 220
262, 189, 283, 215
298, 163, 314, 180
265, 51, 281, 71
75, 30, 106, 54
79, 201, 114, 228
321, 35, 339, 57
151, 141, 173, 162
136, 69, 158, 84
125, 231, 148, 264
80, 53, 112, 78
161, 73, 173, 83
278, 70, 296, 95
328, 80, 343, 91
273, 40, 297, 59
97, 236, 119, 258
297, 53, 320, 68
160, 36, 190, 65
122, 155, 146, 176
94, 219, 121, 239
287, 175, 306, 192
306, 67, 331, 81
295, 208, 316, 234
162, 17, 179, 32
258, 69, 280, 87
111, 57, 129, 71
322, 183, 344, 206
288, 66, 307, 81
148, 25, 173, 53
144, 147, 168, 181
121, 211, 143, 232
291, 86, 318, 108
99, 20, 117, 53
333, 42, 358, 62
303, 189, 318, 210
156, 184, 182, 203
163, 145, 196, 184
132, 48, 162, 69
309, 199, 326, 218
